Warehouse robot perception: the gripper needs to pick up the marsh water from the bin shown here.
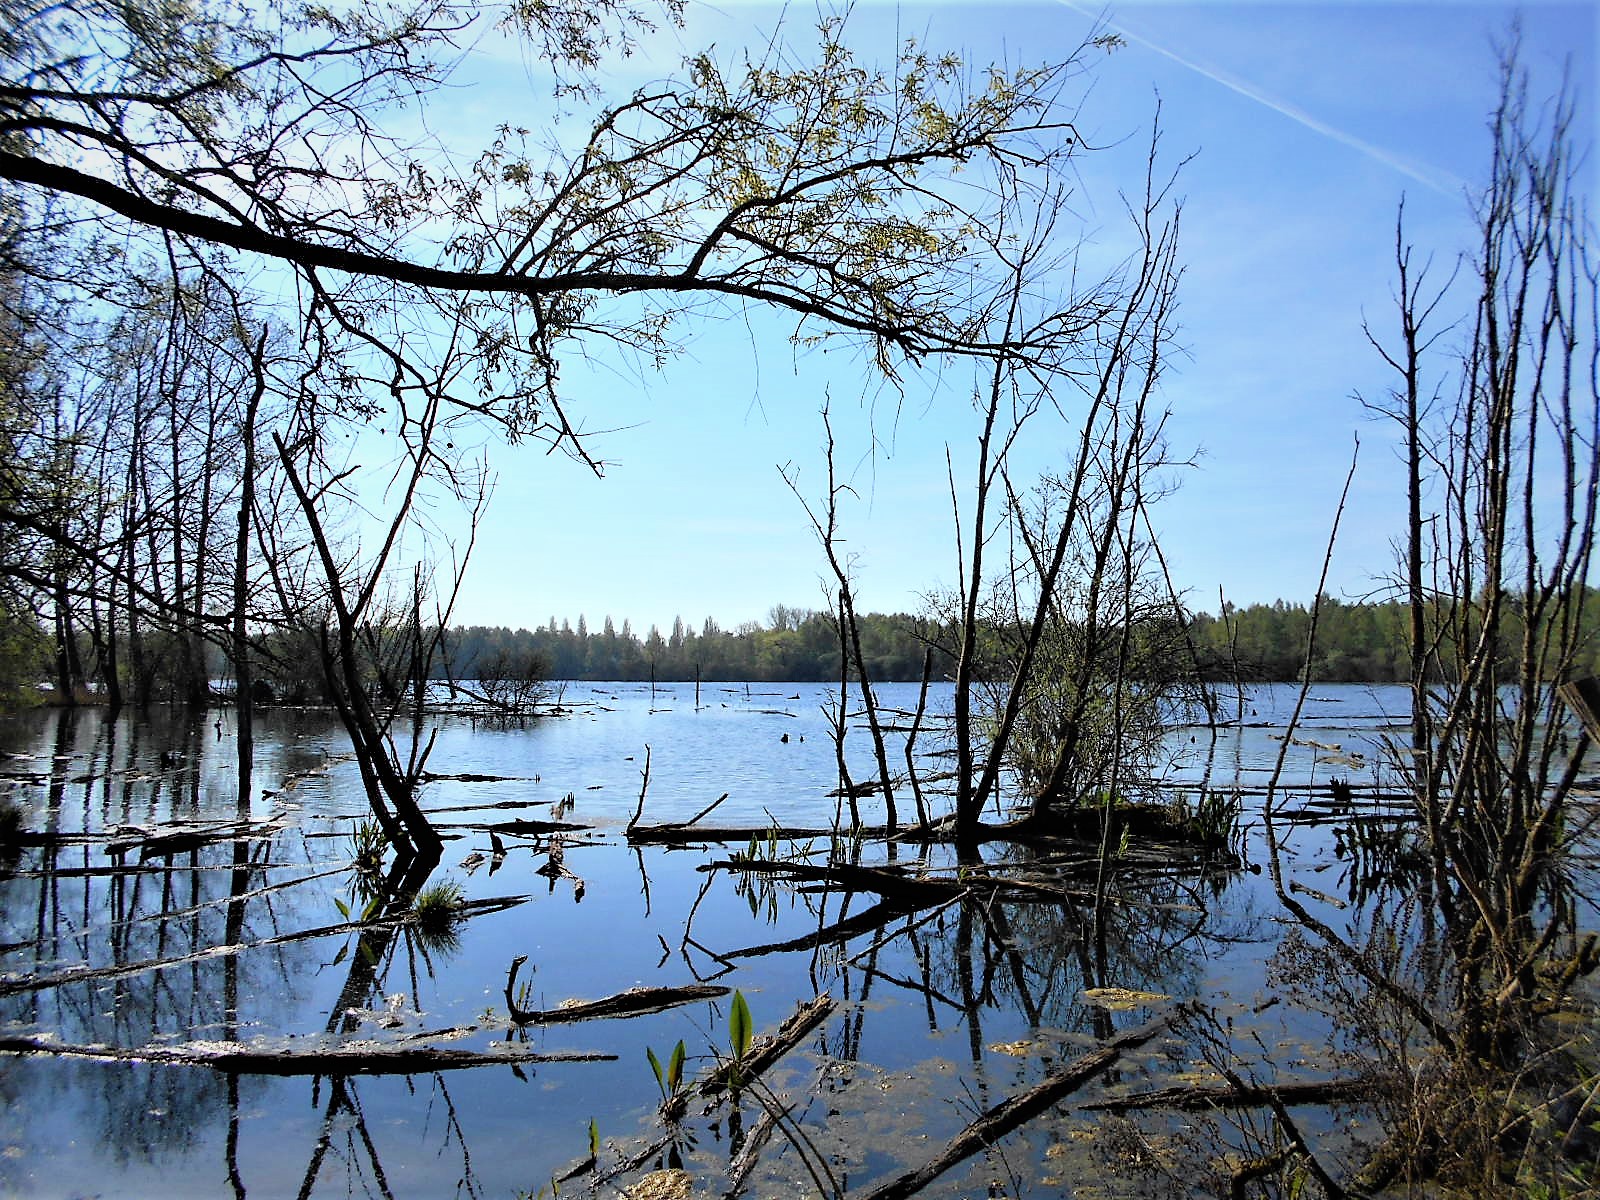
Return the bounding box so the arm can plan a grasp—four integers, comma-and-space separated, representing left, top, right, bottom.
0, 682, 1476, 1197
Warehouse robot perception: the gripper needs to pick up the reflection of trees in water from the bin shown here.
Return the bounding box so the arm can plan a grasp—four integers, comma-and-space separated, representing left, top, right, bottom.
291, 853, 476, 1199
2, 705, 485, 1196
876, 870, 1234, 1043
0, 707, 319, 1175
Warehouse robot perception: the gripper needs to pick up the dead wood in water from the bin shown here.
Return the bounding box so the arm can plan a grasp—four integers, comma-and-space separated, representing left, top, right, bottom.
1080, 1075, 1375, 1112
503, 956, 729, 1024
722, 898, 919, 960
535, 839, 586, 899
0, 894, 531, 999
9, 818, 286, 858
419, 771, 527, 783
594, 994, 838, 1191
855, 1006, 1185, 1200
0, 1032, 614, 1074
483, 817, 592, 836
627, 822, 882, 845
704, 858, 964, 905
703, 857, 1132, 912
699, 992, 836, 1099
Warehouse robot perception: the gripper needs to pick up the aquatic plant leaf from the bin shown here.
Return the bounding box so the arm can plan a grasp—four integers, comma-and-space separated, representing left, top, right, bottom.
667, 1039, 685, 1091
729, 990, 752, 1062
647, 1046, 666, 1097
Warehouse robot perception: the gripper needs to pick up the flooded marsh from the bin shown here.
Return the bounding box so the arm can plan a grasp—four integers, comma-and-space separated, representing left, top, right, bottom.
1, 683, 1594, 1199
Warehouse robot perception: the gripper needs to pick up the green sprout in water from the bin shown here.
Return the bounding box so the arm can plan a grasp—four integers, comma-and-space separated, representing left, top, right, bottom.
727, 989, 753, 1090
647, 1039, 688, 1116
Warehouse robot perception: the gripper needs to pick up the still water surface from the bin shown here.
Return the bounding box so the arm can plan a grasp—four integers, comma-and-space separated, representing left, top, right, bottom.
0, 682, 1413, 1198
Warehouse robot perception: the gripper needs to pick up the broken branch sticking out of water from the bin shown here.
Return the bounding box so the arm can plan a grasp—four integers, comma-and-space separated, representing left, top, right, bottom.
504, 956, 729, 1024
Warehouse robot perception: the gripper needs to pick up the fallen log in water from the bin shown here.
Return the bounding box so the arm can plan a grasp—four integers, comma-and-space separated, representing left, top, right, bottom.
419, 771, 528, 783
1079, 1075, 1375, 1112
628, 823, 880, 844
0, 1032, 613, 1074
854, 1005, 1186, 1200
699, 992, 836, 1099
704, 857, 1135, 913
593, 994, 838, 1191
504, 956, 729, 1024
0, 894, 531, 998
704, 858, 964, 905
484, 817, 593, 836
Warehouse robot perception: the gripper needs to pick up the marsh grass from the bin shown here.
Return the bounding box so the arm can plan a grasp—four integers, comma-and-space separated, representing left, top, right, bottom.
412, 878, 467, 938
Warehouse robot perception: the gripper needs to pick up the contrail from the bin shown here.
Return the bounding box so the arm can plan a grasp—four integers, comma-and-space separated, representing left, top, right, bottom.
1056, 0, 1465, 197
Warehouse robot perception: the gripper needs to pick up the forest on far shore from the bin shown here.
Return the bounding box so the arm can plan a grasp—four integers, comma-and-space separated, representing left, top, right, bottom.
440, 590, 1600, 687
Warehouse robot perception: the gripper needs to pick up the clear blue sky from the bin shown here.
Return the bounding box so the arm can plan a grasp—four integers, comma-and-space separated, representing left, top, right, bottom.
438, 1, 1596, 636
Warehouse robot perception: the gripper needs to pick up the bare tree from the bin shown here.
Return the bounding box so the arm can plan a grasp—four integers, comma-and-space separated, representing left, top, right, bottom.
1272, 38, 1599, 1192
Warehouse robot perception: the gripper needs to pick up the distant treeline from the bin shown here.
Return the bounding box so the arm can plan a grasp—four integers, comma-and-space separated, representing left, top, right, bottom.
439, 592, 1600, 684
440, 607, 937, 685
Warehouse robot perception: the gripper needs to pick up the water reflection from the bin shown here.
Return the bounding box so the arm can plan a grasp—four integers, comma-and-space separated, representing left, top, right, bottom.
0, 685, 1440, 1197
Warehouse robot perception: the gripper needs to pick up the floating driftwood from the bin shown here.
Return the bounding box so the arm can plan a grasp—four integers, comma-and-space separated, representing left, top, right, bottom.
0, 1032, 613, 1075
855, 1006, 1185, 1200
704, 857, 1114, 912
112, 819, 288, 862
535, 840, 585, 899
9, 818, 287, 859
504, 956, 729, 1024
1079, 1075, 1374, 1113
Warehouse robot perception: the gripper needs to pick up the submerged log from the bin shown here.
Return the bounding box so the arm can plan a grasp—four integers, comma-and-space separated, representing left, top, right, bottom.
0, 1032, 613, 1074
723, 899, 919, 960
704, 858, 964, 904
855, 1006, 1185, 1200
705, 857, 1116, 911
485, 817, 592, 836
504, 956, 728, 1024
1080, 1075, 1375, 1112
419, 771, 527, 783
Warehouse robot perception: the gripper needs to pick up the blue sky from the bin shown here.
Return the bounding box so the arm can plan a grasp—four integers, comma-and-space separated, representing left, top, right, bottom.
438, 1, 1596, 635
